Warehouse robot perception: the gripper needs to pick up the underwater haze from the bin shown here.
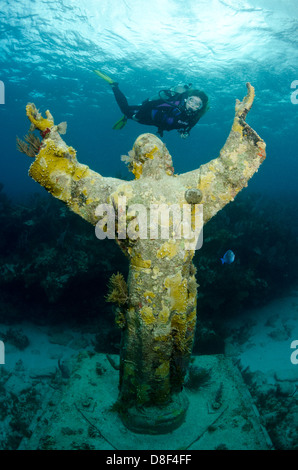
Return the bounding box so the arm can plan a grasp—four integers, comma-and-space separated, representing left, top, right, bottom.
0, 0, 298, 200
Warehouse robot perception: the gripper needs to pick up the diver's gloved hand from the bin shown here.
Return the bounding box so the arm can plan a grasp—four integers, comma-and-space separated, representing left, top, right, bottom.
179, 131, 189, 139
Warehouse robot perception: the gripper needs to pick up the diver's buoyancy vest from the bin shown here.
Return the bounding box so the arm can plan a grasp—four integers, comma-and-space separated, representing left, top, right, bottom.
151, 99, 185, 129
144, 86, 188, 128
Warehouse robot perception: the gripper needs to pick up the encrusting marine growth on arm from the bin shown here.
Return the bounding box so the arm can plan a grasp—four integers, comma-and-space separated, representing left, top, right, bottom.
19, 83, 266, 434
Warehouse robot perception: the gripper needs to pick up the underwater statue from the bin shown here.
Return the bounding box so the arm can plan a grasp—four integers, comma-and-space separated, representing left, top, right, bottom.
20, 83, 266, 434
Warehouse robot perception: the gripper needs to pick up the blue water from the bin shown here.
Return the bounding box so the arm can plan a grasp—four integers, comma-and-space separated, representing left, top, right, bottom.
1, 0, 298, 200
0, 0, 298, 451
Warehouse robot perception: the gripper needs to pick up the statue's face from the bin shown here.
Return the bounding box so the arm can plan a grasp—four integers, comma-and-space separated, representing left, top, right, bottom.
129, 133, 174, 179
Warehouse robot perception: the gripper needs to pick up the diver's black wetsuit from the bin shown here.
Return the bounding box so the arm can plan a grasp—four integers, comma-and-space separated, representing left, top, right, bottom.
112, 83, 200, 137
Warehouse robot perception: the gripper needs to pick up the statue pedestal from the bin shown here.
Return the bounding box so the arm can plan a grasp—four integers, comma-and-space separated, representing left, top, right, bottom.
19, 353, 273, 450
120, 391, 189, 435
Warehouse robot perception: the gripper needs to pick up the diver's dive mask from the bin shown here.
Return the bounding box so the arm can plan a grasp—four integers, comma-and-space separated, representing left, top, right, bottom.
185, 96, 203, 113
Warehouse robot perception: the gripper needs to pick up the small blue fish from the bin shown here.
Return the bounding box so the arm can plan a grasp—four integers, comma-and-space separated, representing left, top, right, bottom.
220, 250, 235, 265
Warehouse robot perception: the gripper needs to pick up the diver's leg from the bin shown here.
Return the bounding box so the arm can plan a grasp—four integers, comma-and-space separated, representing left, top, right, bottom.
111, 84, 138, 118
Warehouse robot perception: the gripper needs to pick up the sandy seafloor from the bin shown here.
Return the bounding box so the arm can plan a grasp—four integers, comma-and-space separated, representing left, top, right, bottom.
225, 287, 298, 385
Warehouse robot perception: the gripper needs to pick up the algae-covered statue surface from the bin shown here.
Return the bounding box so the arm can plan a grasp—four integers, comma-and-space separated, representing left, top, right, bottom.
20, 83, 266, 434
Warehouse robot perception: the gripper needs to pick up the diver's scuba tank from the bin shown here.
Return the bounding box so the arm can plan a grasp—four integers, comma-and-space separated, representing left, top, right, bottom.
147, 84, 193, 103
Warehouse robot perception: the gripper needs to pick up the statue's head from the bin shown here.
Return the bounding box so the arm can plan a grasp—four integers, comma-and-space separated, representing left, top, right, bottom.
121, 133, 174, 180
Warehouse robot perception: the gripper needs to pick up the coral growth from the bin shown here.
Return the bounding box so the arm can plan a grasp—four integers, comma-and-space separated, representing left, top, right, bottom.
105, 273, 128, 306
16, 132, 41, 158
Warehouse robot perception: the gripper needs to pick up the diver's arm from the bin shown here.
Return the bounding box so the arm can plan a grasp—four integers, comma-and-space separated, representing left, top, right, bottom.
24, 103, 123, 225
177, 110, 199, 138
178, 83, 266, 224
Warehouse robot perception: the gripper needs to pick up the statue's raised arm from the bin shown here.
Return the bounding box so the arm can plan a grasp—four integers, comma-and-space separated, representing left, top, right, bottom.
22, 103, 123, 225
178, 83, 266, 224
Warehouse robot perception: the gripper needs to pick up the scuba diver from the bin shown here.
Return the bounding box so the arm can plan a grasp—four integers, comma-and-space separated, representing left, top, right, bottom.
94, 70, 209, 138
